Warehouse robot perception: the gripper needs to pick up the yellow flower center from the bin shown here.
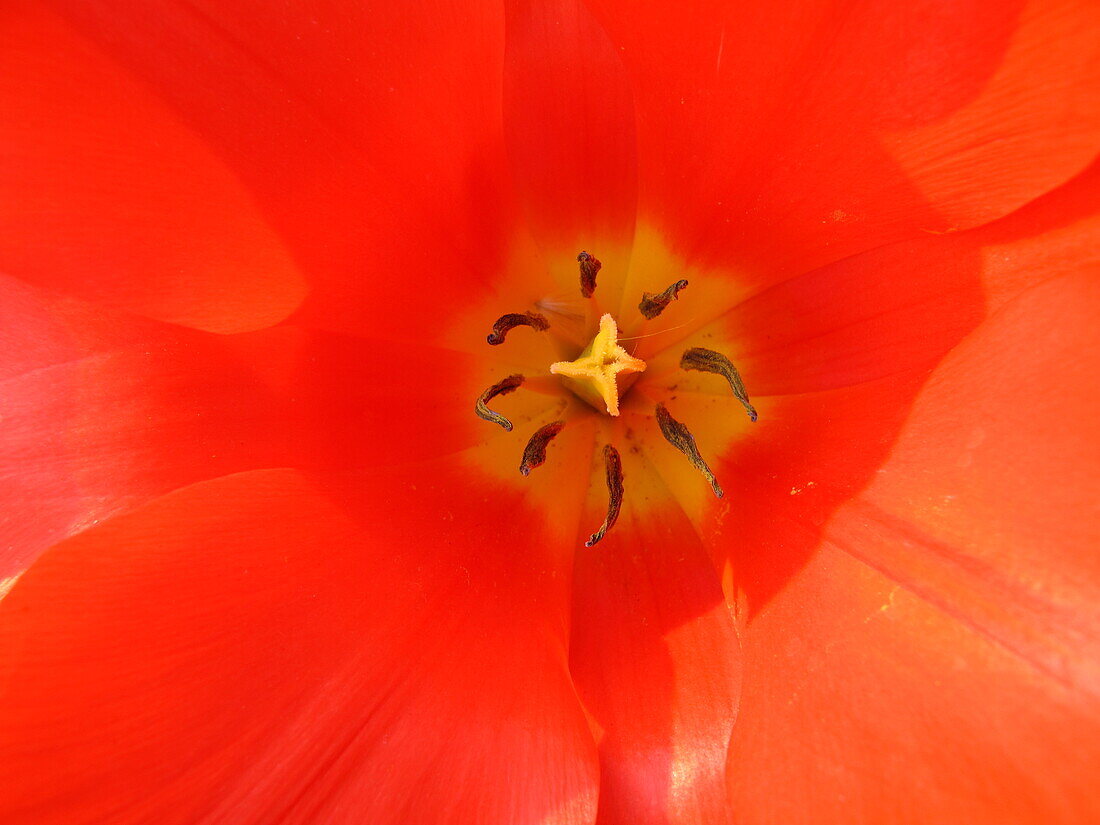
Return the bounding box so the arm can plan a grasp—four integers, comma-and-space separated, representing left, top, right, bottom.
548, 313, 646, 416
459, 234, 758, 547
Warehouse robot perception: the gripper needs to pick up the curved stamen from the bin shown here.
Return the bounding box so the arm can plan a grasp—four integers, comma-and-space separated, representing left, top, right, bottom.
655, 403, 723, 498
486, 311, 550, 345
680, 347, 757, 422
519, 421, 566, 476
578, 251, 601, 298
639, 279, 689, 320
474, 374, 524, 431
586, 444, 624, 547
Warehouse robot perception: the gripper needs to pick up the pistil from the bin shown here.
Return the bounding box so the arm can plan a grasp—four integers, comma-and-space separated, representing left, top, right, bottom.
549, 314, 646, 416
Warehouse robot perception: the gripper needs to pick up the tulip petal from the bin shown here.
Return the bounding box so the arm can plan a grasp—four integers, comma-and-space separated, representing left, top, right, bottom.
0, 2, 306, 333
647, 157, 1100, 397
676, 160, 1100, 617
0, 467, 599, 825
833, 268, 1100, 693
569, 453, 741, 825
0, 292, 295, 578
727, 544, 1100, 825
41, 0, 536, 344
591, 0, 1100, 285
716, 171, 1100, 823
503, 0, 638, 302
0, 279, 549, 578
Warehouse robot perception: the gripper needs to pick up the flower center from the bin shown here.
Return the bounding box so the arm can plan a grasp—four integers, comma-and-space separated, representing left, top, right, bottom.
548, 313, 646, 416
470, 247, 758, 546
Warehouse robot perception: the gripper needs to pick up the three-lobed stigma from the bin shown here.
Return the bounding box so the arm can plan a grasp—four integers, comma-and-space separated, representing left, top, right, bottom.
549, 314, 646, 417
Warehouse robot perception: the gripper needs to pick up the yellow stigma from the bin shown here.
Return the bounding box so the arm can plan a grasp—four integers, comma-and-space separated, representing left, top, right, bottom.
549, 313, 646, 416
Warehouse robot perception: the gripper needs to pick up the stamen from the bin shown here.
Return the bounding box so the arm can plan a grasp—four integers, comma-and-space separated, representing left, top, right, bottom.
638, 279, 689, 320
486, 311, 550, 345
578, 251, 601, 298
586, 444, 624, 547
474, 374, 524, 431
680, 347, 758, 422
655, 403, 724, 498
519, 421, 565, 476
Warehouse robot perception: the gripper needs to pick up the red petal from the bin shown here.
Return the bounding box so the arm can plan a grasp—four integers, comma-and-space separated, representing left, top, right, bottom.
832, 268, 1100, 692
0, 3, 306, 333
658, 162, 1100, 623
0, 276, 538, 578
0, 466, 598, 825
569, 453, 741, 825
44, 0, 527, 343
734, 159, 1100, 395
728, 545, 1100, 825
503, 0, 638, 301
710, 170, 1100, 822
654, 158, 1100, 398
0, 290, 296, 578
590, 0, 1100, 283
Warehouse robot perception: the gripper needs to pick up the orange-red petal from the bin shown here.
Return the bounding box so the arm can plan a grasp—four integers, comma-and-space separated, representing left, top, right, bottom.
503, 0, 638, 295
36, 0, 528, 343
728, 545, 1100, 825
590, 0, 1100, 286
0, 277, 531, 578
712, 161, 1100, 823
0, 2, 306, 333
0, 466, 598, 825
570, 456, 741, 825
831, 268, 1100, 693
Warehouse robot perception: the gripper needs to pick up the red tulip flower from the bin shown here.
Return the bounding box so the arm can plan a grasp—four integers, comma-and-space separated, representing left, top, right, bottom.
1, 0, 1099, 823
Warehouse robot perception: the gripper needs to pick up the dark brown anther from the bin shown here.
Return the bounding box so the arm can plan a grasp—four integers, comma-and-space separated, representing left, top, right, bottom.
586, 444, 624, 547
655, 403, 723, 498
486, 311, 550, 345
578, 251, 602, 298
474, 374, 524, 431
519, 421, 565, 476
638, 279, 689, 320
680, 347, 757, 422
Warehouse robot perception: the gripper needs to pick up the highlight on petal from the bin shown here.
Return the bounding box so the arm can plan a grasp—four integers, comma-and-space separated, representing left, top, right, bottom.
0, 466, 599, 825
0, 288, 547, 580
570, 449, 741, 825
0, 277, 304, 579
0, 3, 306, 333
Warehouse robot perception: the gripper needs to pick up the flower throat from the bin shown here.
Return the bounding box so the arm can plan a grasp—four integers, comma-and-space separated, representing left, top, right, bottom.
474, 252, 757, 546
